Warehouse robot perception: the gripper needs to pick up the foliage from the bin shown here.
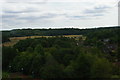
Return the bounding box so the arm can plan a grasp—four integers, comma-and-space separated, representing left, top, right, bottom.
2, 46, 17, 71
2, 72, 10, 78
2, 26, 120, 78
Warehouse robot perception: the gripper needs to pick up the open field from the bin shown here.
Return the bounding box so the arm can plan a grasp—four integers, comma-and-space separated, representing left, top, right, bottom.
1, 35, 85, 47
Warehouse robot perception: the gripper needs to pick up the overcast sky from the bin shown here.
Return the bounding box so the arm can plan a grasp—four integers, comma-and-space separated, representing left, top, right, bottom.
0, 0, 119, 30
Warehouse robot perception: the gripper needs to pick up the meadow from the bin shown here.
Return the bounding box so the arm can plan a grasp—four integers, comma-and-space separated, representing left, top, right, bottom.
1, 35, 84, 47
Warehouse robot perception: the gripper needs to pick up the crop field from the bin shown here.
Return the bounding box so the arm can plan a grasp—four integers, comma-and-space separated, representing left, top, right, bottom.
1, 35, 85, 47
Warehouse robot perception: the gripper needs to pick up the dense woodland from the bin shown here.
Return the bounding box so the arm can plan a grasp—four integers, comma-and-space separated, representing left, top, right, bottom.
2, 26, 120, 79
2, 26, 119, 43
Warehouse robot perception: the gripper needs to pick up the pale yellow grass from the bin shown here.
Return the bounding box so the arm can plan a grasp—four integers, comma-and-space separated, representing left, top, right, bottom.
1, 35, 85, 47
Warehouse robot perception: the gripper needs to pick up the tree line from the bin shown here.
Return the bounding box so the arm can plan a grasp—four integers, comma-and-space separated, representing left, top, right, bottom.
2, 26, 119, 43
2, 26, 120, 78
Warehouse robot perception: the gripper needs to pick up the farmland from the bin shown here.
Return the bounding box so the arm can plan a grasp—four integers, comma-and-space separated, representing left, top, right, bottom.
1, 35, 85, 47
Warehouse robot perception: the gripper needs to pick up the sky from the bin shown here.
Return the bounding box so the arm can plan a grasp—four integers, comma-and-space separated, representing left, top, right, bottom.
0, 0, 119, 30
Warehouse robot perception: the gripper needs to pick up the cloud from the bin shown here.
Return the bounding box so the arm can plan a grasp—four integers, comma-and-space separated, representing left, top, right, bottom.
3, 9, 38, 14
14, 12, 66, 22
4, 0, 48, 3
3, 0, 119, 2
1, 0, 118, 30
2, 14, 18, 19
84, 5, 111, 14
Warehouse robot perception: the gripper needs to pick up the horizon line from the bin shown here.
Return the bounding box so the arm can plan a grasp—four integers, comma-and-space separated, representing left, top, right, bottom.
1, 26, 119, 31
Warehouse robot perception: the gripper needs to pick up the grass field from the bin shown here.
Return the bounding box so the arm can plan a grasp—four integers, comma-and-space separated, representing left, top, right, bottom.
1, 35, 85, 47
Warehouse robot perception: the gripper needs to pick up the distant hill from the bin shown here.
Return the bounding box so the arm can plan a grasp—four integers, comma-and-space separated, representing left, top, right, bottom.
1, 26, 120, 43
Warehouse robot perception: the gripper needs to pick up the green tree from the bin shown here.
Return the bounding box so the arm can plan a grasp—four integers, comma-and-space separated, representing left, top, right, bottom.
13, 39, 33, 52
74, 53, 95, 78
41, 53, 64, 78
26, 47, 33, 53
34, 44, 44, 55
64, 52, 95, 78
11, 52, 33, 74
2, 46, 17, 71
30, 54, 45, 77
91, 58, 112, 78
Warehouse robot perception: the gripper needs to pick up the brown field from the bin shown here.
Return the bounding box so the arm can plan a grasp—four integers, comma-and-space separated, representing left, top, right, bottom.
1, 35, 85, 47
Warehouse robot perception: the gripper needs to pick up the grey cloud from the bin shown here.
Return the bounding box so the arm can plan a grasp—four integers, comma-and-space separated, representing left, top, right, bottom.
18, 16, 51, 21
84, 9, 104, 14
2, 14, 18, 18
118, 1, 120, 7
66, 13, 105, 20
84, 5, 111, 14
63, 6, 111, 20
67, 15, 86, 19
92, 14, 104, 16
94, 6, 111, 10
4, 0, 48, 3
27, 1, 48, 4
3, 9, 39, 14
17, 13, 66, 21
4, 11, 24, 14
